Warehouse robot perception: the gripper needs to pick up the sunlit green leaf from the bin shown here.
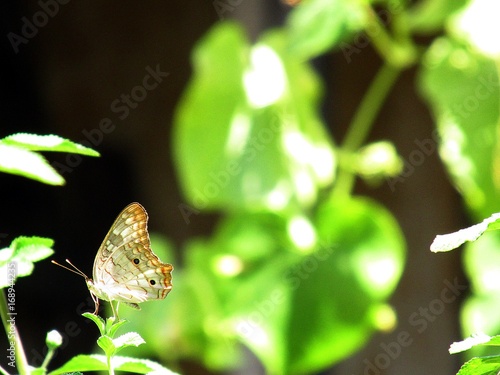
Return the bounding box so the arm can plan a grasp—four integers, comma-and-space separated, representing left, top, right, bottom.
1, 133, 99, 156
408, 0, 469, 34
430, 212, 500, 252
460, 233, 500, 360
49, 354, 179, 375
455, 356, 500, 375
0, 144, 65, 185
227, 197, 405, 374
0, 236, 54, 288
286, 0, 366, 59
449, 0, 500, 59
0, 133, 99, 185
97, 336, 116, 357
113, 332, 145, 352
419, 37, 500, 218
449, 333, 499, 354
174, 22, 335, 213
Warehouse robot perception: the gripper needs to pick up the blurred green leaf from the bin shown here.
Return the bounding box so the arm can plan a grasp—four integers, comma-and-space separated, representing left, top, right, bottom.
229, 197, 405, 374
174, 22, 335, 213
448, 0, 500, 59
286, 0, 366, 59
460, 233, 500, 359
419, 37, 500, 218
408, 0, 469, 34
0, 236, 54, 288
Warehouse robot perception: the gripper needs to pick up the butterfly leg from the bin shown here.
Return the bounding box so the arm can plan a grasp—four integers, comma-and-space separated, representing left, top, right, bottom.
90, 292, 100, 315
110, 300, 120, 321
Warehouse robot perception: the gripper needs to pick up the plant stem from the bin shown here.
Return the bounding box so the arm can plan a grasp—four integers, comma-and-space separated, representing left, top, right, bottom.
107, 354, 115, 375
0, 365, 10, 375
333, 63, 402, 197
0, 288, 29, 375
41, 348, 55, 370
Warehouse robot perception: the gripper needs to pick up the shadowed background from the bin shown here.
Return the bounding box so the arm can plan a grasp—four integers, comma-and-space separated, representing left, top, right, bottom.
0, 1, 465, 374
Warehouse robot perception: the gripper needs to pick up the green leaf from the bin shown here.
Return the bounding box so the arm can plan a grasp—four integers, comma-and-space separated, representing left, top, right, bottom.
49, 354, 179, 375
286, 0, 366, 59
284, 197, 405, 374
97, 335, 116, 357
174, 22, 335, 213
0, 144, 65, 185
1, 133, 99, 156
449, 332, 491, 354
232, 197, 405, 374
0, 236, 54, 288
82, 313, 106, 336
418, 37, 500, 218
112, 332, 145, 353
0, 133, 99, 185
449, 0, 500, 59
455, 356, 500, 375
408, 0, 469, 34
105, 317, 128, 338
430, 212, 500, 252
460, 233, 500, 358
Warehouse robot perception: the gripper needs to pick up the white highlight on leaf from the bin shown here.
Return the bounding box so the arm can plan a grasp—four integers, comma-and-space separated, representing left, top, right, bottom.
449, 332, 490, 354
243, 45, 286, 108
430, 213, 500, 252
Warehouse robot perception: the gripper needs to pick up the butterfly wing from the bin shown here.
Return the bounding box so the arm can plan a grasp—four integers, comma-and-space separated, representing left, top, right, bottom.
91, 202, 173, 304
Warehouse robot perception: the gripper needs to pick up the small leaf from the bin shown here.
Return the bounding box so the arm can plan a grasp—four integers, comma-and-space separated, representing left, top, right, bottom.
0, 236, 54, 288
0, 133, 99, 185
430, 212, 500, 252
82, 313, 106, 336
449, 332, 491, 354
105, 317, 128, 337
1, 133, 100, 156
49, 354, 180, 375
48, 354, 108, 374
97, 335, 116, 357
286, 0, 366, 59
455, 355, 500, 375
112, 355, 180, 374
0, 144, 65, 185
112, 332, 145, 353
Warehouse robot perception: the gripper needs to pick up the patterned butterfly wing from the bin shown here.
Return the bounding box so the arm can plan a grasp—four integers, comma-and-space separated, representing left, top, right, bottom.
91, 203, 173, 305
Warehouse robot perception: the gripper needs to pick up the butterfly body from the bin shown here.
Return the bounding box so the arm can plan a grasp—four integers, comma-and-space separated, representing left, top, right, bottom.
53, 202, 173, 319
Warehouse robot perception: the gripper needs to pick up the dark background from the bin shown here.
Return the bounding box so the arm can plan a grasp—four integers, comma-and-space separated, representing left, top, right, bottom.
1, 1, 466, 374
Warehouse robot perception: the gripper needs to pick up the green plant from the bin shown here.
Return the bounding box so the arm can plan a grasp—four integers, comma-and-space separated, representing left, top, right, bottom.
431, 213, 500, 374
0, 133, 177, 375
147, 0, 500, 373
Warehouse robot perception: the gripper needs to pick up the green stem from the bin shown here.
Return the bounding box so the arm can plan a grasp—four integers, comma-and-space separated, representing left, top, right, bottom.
107, 353, 115, 375
333, 63, 402, 197
0, 365, 9, 375
40, 348, 55, 370
361, 2, 416, 67
0, 274, 29, 375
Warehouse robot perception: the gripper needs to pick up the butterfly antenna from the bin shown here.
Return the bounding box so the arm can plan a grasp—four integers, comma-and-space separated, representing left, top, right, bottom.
51, 259, 89, 279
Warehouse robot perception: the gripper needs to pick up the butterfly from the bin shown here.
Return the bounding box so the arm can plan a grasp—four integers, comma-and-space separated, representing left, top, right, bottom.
53, 202, 173, 319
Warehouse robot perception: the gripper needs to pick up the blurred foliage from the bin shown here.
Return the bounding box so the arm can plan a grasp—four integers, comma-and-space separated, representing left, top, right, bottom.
129, 0, 500, 374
